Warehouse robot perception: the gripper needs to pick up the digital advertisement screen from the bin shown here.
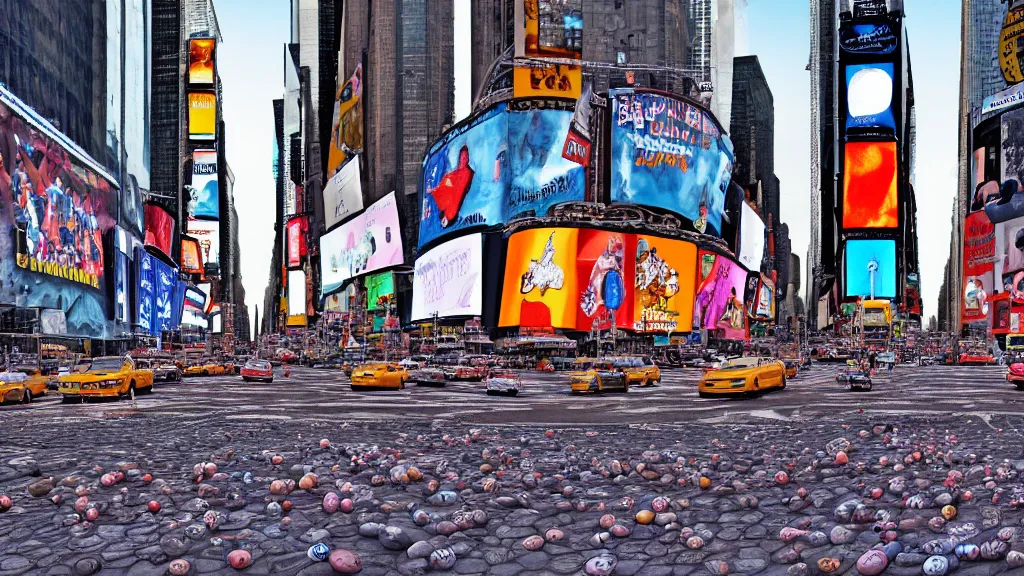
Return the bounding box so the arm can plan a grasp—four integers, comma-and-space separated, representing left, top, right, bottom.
843, 141, 898, 229
500, 228, 580, 329
188, 92, 217, 140
190, 150, 219, 219
121, 175, 145, 239
187, 219, 220, 269
693, 251, 748, 340
964, 211, 996, 320
135, 247, 155, 333
288, 270, 306, 318
326, 63, 363, 178
845, 63, 896, 131
420, 101, 586, 249
180, 236, 203, 275
738, 203, 766, 272
182, 286, 207, 328
152, 257, 178, 337
513, 64, 582, 99
609, 90, 734, 236
839, 22, 897, 54
633, 236, 696, 333
411, 233, 483, 321
992, 106, 1024, 225
114, 228, 130, 324
144, 203, 175, 258
998, 216, 1024, 278
844, 239, 897, 299
320, 192, 405, 295
323, 155, 364, 230
286, 216, 306, 268
365, 271, 395, 312
574, 230, 633, 332
196, 282, 214, 314
514, 0, 583, 60
188, 38, 216, 86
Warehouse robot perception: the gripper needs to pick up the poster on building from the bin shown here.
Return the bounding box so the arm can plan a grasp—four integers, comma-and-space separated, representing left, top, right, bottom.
190, 150, 219, 219
326, 64, 364, 178
507, 100, 586, 220
152, 257, 178, 337
188, 37, 216, 86
180, 236, 203, 275
693, 251, 748, 340
633, 236, 696, 333
121, 174, 145, 239
845, 63, 896, 131
144, 204, 175, 259
366, 272, 395, 312
514, 0, 583, 60
755, 275, 776, 319
843, 141, 898, 229
288, 269, 306, 318
562, 80, 593, 166
187, 219, 220, 271
319, 192, 405, 295
574, 230, 634, 332
513, 64, 582, 99
114, 228, 131, 324
286, 216, 307, 269
188, 92, 217, 140
738, 203, 766, 272
609, 90, 735, 236
964, 211, 997, 321
845, 239, 897, 299
990, 106, 1024, 224
839, 22, 897, 54
1001, 2, 1024, 85
135, 247, 155, 333
323, 156, 364, 230
411, 234, 483, 321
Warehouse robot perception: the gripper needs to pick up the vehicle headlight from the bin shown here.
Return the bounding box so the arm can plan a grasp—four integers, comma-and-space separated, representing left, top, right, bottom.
731, 379, 747, 387
100, 380, 120, 388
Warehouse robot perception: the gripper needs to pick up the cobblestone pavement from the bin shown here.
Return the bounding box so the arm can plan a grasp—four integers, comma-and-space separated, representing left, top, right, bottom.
2, 364, 1024, 575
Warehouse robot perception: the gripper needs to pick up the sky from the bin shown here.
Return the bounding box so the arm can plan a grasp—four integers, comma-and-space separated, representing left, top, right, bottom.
220, 0, 961, 333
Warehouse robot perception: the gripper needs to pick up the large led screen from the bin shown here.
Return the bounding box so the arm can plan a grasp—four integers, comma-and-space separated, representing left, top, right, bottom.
843, 141, 898, 229
190, 150, 219, 219
1000, 216, 1024, 277
323, 156, 364, 230
182, 286, 207, 328
366, 271, 395, 312
964, 211, 996, 321
180, 236, 203, 275
839, 22, 897, 54
326, 63, 364, 178
188, 92, 216, 141
135, 248, 155, 333
288, 270, 306, 318
738, 203, 766, 272
411, 233, 484, 321
286, 216, 307, 268
144, 203, 175, 258
187, 219, 220, 267
634, 236, 696, 333
574, 230, 633, 332
0, 92, 118, 337
500, 228, 580, 329
609, 90, 734, 236
693, 251, 748, 340
844, 239, 897, 299
992, 107, 1024, 224
188, 38, 216, 86
845, 63, 896, 131
152, 257, 178, 337
320, 192, 404, 296
419, 101, 585, 249
514, 0, 583, 60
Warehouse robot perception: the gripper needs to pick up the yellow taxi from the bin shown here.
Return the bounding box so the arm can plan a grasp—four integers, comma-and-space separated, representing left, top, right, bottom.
12, 366, 54, 401
58, 355, 155, 402
0, 373, 28, 405
612, 356, 661, 387
350, 363, 408, 390
183, 362, 232, 377
782, 360, 799, 379
569, 360, 629, 394
698, 356, 786, 398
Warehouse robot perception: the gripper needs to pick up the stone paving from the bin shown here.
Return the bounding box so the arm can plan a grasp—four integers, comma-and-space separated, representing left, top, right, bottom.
4, 392, 1024, 575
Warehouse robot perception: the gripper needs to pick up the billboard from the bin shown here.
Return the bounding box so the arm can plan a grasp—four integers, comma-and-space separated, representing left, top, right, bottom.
1001, 2, 1024, 85
0, 93, 118, 337
411, 233, 484, 321
320, 192, 404, 295
190, 150, 219, 219
180, 236, 203, 275
286, 216, 307, 269
575, 230, 633, 331
288, 270, 306, 318
755, 276, 776, 319
144, 203, 175, 259
135, 247, 155, 333
843, 141, 898, 229
513, 64, 582, 99
187, 219, 220, 269
514, 0, 583, 60
634, 236, 696, 333
188, 38, 216, 86
323, 156, 364, 229
420, 101, 586, 248
121, 174, 144, 238
964, 211, 996, 321
990, 107, 1024, 224
845, 63, 896, 131
839, 22, 897, 54
366, 272, 395, 312
152, 257, 178, 337
114, 228, 131, 324
326, 63, 364, 177
693, 251, 748, 340
500, 228, 579, 329
609, 90, 734, 236
844, 239, 897, 299
188, 92, 217, 140
182, 285, 207, 328
738, 203, 766, 272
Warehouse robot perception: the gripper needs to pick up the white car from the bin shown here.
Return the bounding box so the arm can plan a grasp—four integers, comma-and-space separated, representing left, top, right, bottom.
399, 358, 422, 370
485, 370, 521, 396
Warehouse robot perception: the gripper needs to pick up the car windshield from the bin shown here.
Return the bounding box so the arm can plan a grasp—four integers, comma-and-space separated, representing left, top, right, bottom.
719, 358, 760, 370
1009, 336, 1024, 348
88, 358, 125, 373
245, 360, 271, 370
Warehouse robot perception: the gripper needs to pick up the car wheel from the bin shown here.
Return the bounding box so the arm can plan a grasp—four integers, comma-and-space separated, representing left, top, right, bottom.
22, 390, 31, 404
780, 374, 787, 389
61, 395, 77, 404
698, 391, 711, 398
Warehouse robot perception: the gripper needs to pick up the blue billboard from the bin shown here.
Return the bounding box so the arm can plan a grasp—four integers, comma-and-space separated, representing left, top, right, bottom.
419, 101, 586, 249
152, 257, 179, 337
845, 63, 896, 131
135, 248, 155, 332
609, 90, 734, 237
845, 239, 897, 299
839, 23, 898, 55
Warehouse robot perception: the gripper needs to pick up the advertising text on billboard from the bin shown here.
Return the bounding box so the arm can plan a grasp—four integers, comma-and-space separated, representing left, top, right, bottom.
412, 234, 483, 321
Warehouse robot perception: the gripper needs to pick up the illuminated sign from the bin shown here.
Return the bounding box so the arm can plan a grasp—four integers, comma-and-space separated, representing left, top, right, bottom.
845, 239, 897, 299
188, 38, 216, 86
190, 150, 219, 219
320, 192, 405, 295
188, 92, 217, 140
411, 234, 483, 321
843, 141, 898, 229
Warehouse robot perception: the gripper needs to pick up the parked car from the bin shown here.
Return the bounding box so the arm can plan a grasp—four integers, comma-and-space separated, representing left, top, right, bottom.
698, 357, 786, 398
58, 355, 154, 402
612, 356, 661, 387
410, 367, 447, 386
138, 358, 182, 382
241, 359, 274, 383
0, 372, 28, 404
350, 363, 408, 390
398, 358, 423, 370
485, 369, 522, 396
569, 361, 629, 394
837, 361, 872, 391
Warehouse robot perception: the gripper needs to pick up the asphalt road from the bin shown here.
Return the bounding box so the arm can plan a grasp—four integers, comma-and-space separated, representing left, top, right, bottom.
3, 361, 1021, 425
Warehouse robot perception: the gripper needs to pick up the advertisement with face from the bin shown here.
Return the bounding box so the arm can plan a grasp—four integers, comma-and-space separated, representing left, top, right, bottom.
738, 203, 766, 272
633, 236, 696, 333
514, 0, 583, 59
190, 150, 219, 219
610, 90, 734, 236
499, 228, 579, 328
576, 230, 633, 331
964, 211, 996, 320
135, 247, 155, 333
845, 63, 896, 131
188, 38, 216, 86
507, 101, 586, 220
845, 239, 897, 299
366, 271, 395, 312
513, 64, 582, 99
187, 219, 220, 269
990, 107, 1024, 224
421, 104, 508, 247
412, 233, 484, 321
188, 92, 216, 141
326, 64, 363, 178
693, 251, 748, 340
0, 94, 118, 337
323, 156, 364, 230
320, 192, 404, 295
843, 141, 898, 229
839, 22, 898, 54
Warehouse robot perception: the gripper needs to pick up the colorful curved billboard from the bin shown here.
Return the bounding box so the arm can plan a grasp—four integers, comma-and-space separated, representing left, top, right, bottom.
844, 239, 897, 299
843, 141, 898, 229
320, 192, 404, 296
419, 101, 585, 249
693, 251, 749, 340
609, 90, 734, 236
500, 228, 580, 329
411, 233, 483, 321
634, 236, 696, 333
845, 63, 896, 131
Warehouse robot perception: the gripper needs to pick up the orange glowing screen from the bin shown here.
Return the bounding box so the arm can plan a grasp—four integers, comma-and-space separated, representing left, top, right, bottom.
843, 141, 898, 229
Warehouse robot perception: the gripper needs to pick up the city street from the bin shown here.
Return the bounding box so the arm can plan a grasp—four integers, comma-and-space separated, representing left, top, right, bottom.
3, 364, 1024, 575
